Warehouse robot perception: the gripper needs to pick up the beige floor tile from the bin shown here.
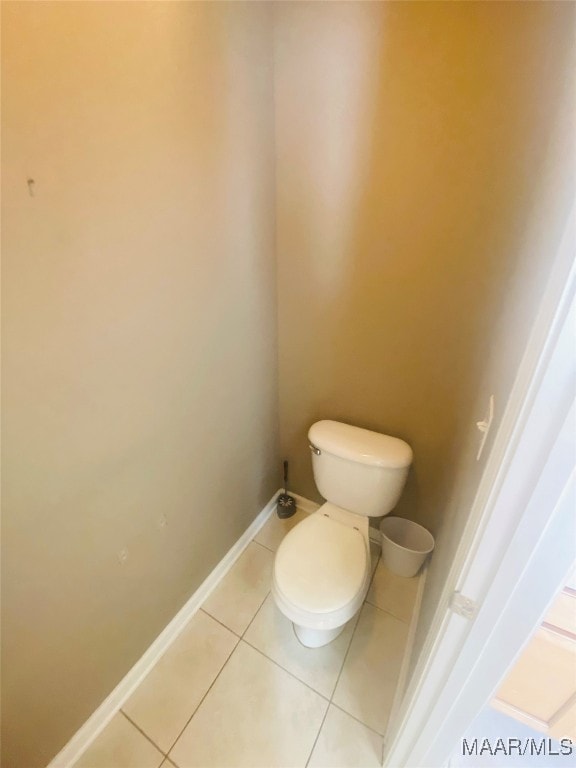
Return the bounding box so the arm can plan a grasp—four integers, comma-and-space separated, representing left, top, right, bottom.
366, 561, 419, 623
332, 603, 408, 735
202, 541, 274, 635
123, 610, 238, 752
244, 594, 357, 698
308, 705, 383, 768
161, 761, 177, 768
254, 508, 310, 552
74, 713, 163, 768
169, 641, 328, 768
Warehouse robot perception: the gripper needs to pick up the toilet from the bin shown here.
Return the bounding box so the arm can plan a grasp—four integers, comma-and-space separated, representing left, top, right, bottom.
272, 420, 413, 648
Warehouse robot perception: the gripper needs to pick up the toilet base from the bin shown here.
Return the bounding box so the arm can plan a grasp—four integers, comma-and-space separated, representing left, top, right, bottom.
293, 622, 346, 648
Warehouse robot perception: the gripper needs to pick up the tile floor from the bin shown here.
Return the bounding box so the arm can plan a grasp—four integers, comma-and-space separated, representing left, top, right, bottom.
75, 507, 419, 768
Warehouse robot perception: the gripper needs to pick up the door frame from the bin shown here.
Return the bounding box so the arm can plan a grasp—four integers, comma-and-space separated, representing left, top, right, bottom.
384, 206, 576, 767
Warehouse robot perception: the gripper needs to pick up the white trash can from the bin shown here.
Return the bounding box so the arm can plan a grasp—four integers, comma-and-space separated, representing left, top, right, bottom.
380, 517, 435, 578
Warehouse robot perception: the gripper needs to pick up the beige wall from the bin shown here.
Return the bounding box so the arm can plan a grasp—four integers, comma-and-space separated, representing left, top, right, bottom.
275, 0, 575, 528
1, 3, 278, 767
3, 2, 575, 766
406, 2, 576, 675
275, 0, 575, 700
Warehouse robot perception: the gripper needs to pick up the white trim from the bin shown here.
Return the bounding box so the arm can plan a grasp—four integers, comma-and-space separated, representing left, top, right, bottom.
47, 489, 281, 768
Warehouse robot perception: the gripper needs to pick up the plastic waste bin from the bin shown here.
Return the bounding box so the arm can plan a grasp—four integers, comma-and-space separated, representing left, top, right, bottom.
380, 517, 435, 577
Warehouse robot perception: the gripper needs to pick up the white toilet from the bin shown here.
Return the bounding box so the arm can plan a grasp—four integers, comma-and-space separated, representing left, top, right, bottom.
272, 420, 413, 648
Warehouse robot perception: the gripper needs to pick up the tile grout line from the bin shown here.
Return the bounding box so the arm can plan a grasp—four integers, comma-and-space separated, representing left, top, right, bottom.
241, 638, 331, 703
160, 574, 273, 762
161, 632, 242, 765
364, 598, 415, 626
112, 546, 263, 764
200, 536, 273, 638
304, 702, 387, 768
119, 710, 168, 759
305, 553, 383, 767
326, 553, 381, 703
240, 610, 385, 766
329, 700, 387, 737
157, 542, 274, 763
326, 610, 361, 703
251, 537, 279, 555
124, 602, 384, 768
253, 539, 275, 553
165, 631, 335, 768
241, 588, 273, 639
199, 607, 242, 639
364, 562, 419, 625
223, 544, 396, 759
326, 557, 414, 744
304, 699, 331, 768
117, 529, 389, 767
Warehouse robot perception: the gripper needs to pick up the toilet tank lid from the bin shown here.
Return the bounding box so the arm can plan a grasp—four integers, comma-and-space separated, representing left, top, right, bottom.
308, 420, 412, 469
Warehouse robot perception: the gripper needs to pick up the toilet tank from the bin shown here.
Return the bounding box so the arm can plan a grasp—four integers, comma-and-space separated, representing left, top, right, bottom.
308, 421, 412, 518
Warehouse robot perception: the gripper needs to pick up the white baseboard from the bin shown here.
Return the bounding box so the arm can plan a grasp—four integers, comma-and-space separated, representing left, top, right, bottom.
47, 489, 281, 768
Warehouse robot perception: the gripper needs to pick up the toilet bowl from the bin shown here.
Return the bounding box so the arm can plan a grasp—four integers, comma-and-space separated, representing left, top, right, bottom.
272, 420, 412, 648
272, 503, 371, 647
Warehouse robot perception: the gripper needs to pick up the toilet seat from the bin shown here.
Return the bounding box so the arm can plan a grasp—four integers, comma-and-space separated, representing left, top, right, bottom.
274, 513, 367, 614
